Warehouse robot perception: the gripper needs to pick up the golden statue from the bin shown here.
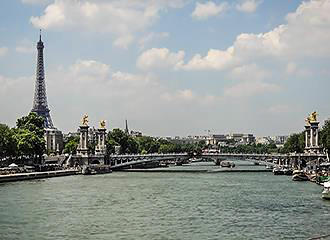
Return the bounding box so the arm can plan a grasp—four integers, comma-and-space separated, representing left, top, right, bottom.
100, 120, 106, 129
305, 111, 318, 124
82, 114, 89, 126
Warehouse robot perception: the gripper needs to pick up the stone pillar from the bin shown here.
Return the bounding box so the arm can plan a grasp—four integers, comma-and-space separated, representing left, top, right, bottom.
305, 125, 310, 149
52, 133, 56, 152
95, 128, 107, 155
77, 125, 89, 156
310, 122, 319, 148
305, 121, 320, 154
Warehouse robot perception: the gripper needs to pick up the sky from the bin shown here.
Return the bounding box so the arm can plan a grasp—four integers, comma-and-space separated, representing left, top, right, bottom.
0, 0, 329, 137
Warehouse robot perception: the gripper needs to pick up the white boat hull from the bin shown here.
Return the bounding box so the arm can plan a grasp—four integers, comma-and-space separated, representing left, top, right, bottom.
322, 190, 330, 200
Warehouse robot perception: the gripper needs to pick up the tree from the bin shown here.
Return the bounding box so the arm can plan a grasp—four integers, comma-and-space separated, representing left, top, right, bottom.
106, 128, 139, 155
0, 124, 16, 158
14, 113, 46, 161
63, 136, 80, 154
320, 119, 330, 152
136, 136, 159, 154
16, 112, 44, 137
282, 132, 305, 153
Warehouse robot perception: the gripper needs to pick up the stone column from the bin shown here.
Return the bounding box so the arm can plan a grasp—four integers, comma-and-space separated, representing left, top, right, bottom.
309, 121, 320, 154
77, 125, 89, 156
96, 128, 106, 155
305, 125, 310, 149
52, 132, 56, 151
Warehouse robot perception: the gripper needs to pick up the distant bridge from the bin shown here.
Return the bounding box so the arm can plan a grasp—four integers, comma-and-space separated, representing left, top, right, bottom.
108, 152, 327, 170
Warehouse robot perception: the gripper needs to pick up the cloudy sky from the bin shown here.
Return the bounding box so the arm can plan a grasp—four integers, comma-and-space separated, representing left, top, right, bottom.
0, 0, 329, 137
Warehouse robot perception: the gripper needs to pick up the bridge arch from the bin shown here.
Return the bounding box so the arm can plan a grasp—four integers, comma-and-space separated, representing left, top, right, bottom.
91, 159, 100, 165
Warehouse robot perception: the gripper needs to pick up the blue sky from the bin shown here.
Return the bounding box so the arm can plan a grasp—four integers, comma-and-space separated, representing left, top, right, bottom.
0, 0, 329, 137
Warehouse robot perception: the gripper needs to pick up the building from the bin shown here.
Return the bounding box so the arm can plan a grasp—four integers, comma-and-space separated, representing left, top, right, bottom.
206, 134, 226, 146
256, 136, 288, 146
31, 32, 63, 154
226, 133, 255, 144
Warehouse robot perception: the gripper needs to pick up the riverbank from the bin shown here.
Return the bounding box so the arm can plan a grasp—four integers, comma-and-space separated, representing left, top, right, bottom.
120, 168, 272, 173
0, 169, 79, 183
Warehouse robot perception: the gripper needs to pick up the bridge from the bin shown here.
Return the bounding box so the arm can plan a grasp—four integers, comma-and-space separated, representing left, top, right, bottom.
109, 153, 189, 169
108, 152, 327, 170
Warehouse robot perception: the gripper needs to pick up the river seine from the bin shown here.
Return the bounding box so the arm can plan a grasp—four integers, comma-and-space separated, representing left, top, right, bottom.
0, 163, 329, 240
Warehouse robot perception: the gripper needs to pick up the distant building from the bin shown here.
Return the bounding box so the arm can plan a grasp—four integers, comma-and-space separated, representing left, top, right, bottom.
227, 133, 255, 144
256, 136, 288, 146
256, 136, 272, 145
166, 135, 206, 145
271, 136, 288, 145
206, 134, 226, 146
130, 130, 142, 137
45, 129, 63, 154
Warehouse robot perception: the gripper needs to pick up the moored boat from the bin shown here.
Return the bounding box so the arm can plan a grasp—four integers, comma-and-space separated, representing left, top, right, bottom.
283, 168, 293, 176
273, 167, 283, 175
266, 165, 274, 170
322, 181, 330, 200
292, 170, 309, 181
220, 161, 235, 168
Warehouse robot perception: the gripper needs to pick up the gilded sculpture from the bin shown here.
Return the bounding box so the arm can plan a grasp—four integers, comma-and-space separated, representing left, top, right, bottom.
100, 120, 106, 129
305, 111, 318, 124
82, 114, 89, 126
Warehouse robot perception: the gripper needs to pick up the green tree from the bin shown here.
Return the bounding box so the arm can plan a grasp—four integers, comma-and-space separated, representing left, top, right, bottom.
136, 136, 160, 153
0, 124, 16, 158
14, 113, 46, 162
282, 132, 305, 153
63, 136, 80, 154
320, 119, 330, 152
106, 128, 139, 155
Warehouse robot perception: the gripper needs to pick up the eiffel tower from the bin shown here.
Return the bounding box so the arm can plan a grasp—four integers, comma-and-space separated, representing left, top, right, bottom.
31, 31, 54, 129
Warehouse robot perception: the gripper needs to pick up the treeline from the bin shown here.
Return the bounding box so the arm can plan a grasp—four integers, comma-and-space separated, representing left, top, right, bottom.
220, 143, 278, 154
0, 113, 45, 161
106, 129, 206, 155
63, 128, 206, 156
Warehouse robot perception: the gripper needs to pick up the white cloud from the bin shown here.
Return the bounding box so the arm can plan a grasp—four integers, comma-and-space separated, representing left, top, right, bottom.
138, 32, 169, 50
236, 0, 262, 13
30, 0, 187, 48
183, 47, 237, 71
137, 48, 185, 70
68, 59, 111, 82
230, 64, 269, 81
113, 35, 134, 49
224, 80, 280, 98
0, 47, 8, 57
183, 0, 330, 71
160, 89, 220, 105
192, 1, 228, 20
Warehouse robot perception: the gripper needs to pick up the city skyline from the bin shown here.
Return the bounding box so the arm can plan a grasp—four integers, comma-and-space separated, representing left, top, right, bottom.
0, 0, 329, 136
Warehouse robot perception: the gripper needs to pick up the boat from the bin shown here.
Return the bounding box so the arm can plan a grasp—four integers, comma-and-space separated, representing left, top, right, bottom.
283, 167, 293, 176
220, 161, 235, 168
292, 170, 309, 181
266, 165, 274, 170
82, 165, 112, 175
322, 181, 330, 200
273, 166, 284, 175
82, 166, 92, 175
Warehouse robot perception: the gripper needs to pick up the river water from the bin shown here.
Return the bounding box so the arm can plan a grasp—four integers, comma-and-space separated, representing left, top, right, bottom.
0, 163, 329, 240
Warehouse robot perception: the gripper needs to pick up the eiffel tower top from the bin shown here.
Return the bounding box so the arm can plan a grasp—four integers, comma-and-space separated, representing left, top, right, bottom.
31, 30, 54, 129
